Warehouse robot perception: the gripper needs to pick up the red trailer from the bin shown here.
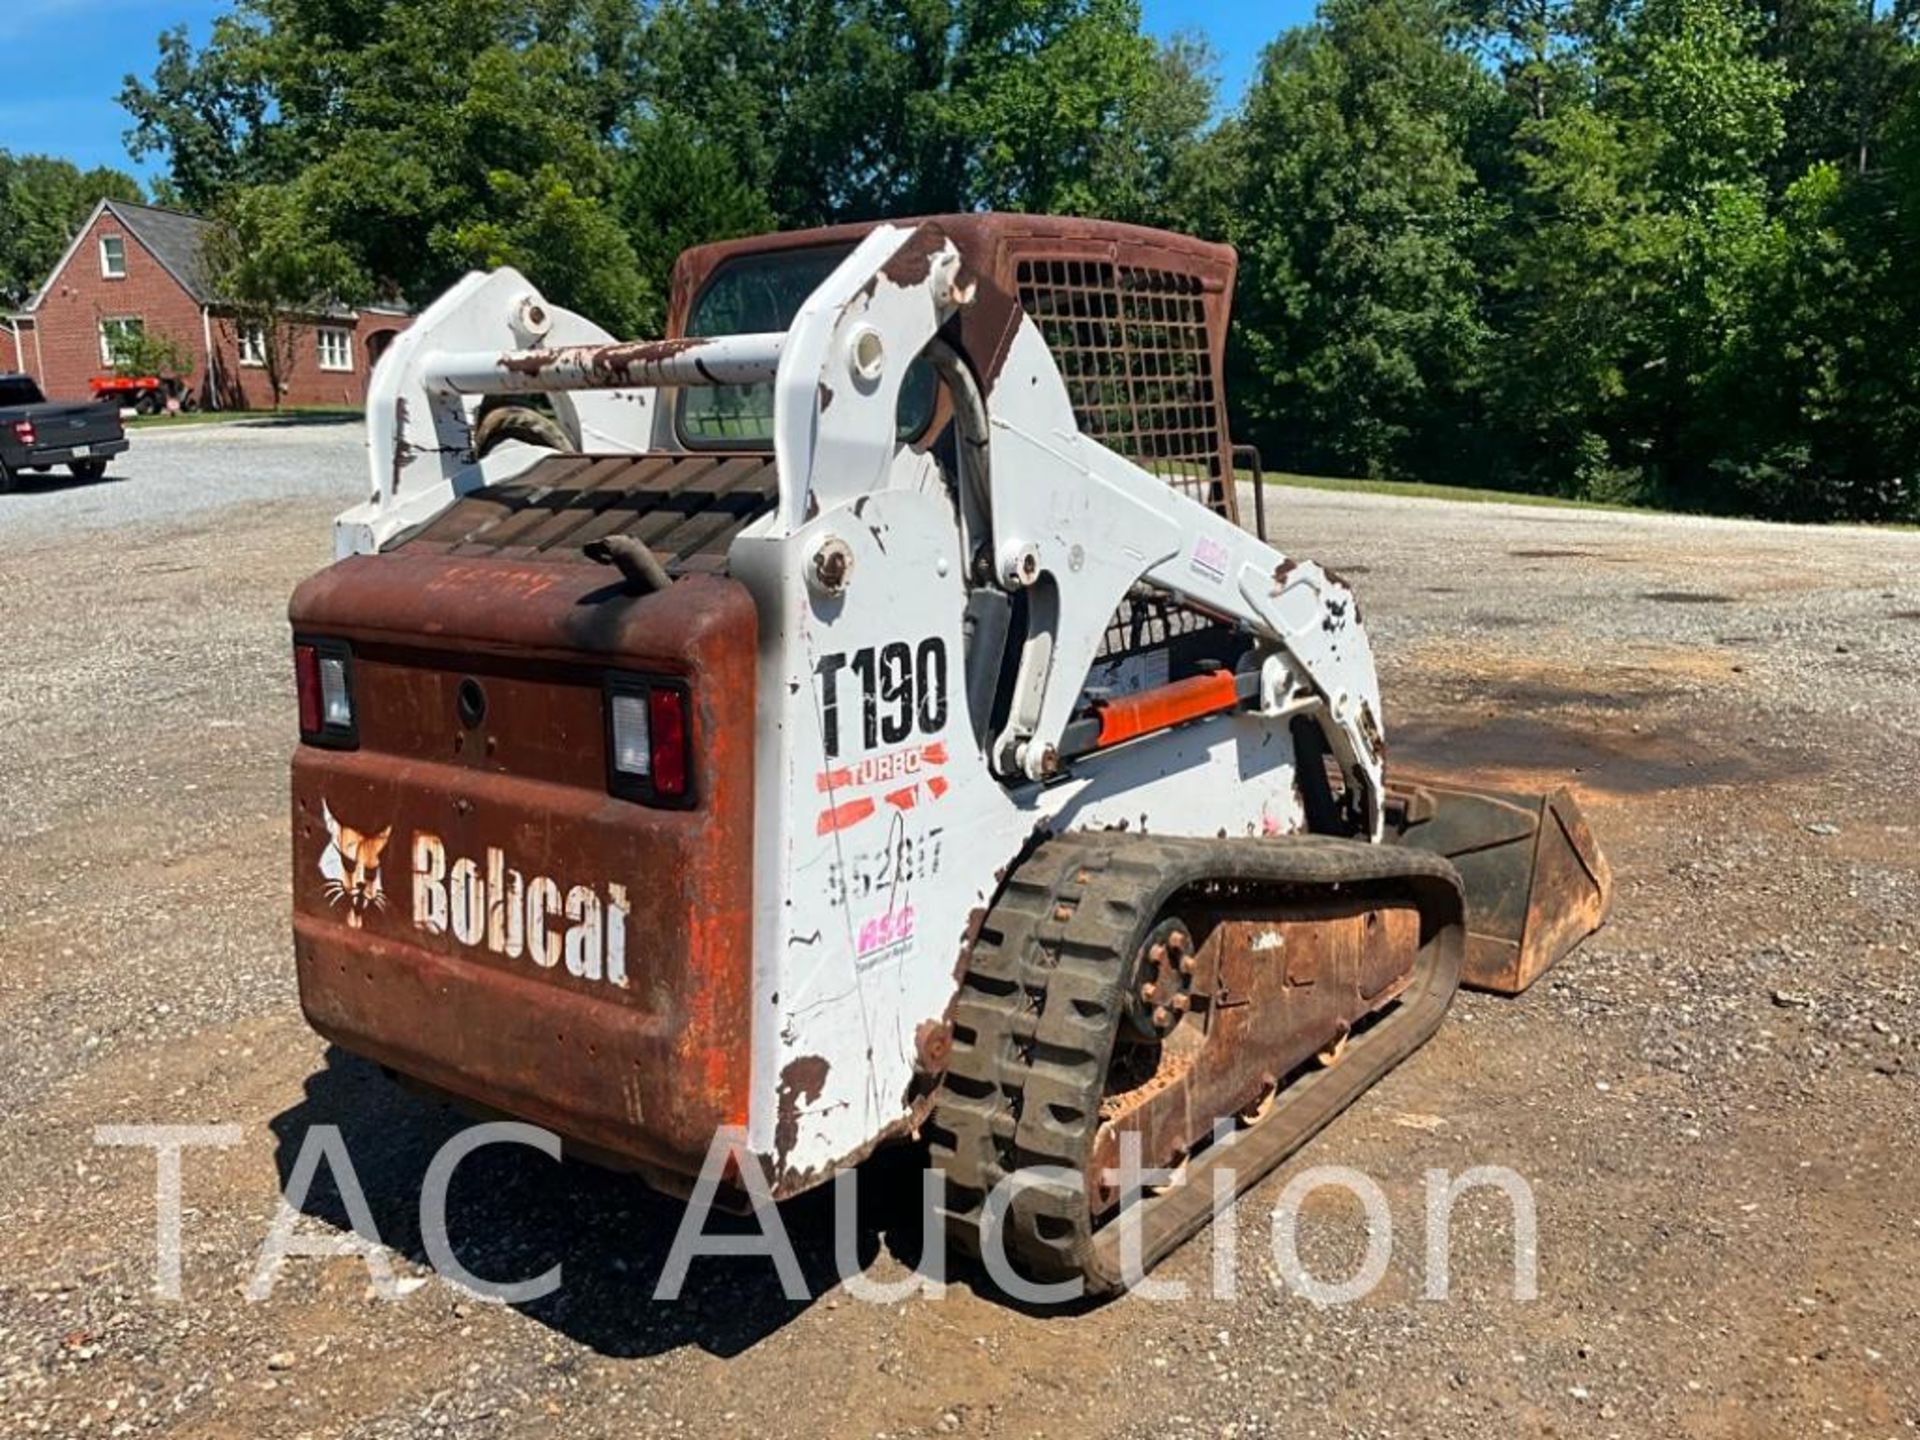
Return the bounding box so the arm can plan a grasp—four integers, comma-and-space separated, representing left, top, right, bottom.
88, 374, 198, 415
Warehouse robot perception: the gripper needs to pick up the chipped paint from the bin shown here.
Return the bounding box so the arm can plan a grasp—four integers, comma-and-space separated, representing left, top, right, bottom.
913, 1018, 954, 1074
389, 393, 415, 489
500, 335, 708, 384
773, 1054, 831, 1170
880, 224, 951, 288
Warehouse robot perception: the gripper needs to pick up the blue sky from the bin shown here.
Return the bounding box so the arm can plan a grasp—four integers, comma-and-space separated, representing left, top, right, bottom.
0, 0, 1313, 181
1146, 0, 1313, 108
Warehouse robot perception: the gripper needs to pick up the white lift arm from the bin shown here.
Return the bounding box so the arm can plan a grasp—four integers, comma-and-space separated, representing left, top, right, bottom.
348, 223, 1385, 830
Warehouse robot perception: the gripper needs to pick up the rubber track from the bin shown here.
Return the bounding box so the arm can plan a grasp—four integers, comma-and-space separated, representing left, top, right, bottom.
927, 830, 1465, 1296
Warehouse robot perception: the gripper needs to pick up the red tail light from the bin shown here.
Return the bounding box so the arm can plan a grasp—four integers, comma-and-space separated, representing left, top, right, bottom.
648, 686, 689, 798
605, 676, 693, 807
295, 643, 321, 733
294, 637, 358, 747
12, 420, 34, 447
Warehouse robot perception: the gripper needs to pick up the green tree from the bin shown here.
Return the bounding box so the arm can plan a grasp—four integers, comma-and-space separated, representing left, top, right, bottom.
1467, 0, 1585, 122
1605, 0, 1793, 198
202, 185, 363, 408
1230, 0, 1500, 480
1591, 0, 1795, 504
108, 325, 196, 383
0, 152, 145, 309
120, 22, 279, 210
123, 0, 654, 332
1701, 163, 1917, 518
1763, 0, 1915, 180
121, 0, 1217, 336
637, 0, 1216, 224
1486, 104, 1684, 497
611, 111, 776, 332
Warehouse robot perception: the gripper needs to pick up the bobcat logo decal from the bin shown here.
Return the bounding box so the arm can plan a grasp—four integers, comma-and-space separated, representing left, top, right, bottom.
320, 802, 392, 929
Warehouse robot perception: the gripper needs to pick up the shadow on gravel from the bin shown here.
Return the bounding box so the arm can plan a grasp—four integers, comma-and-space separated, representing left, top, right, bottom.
0, 468, 127, 496
1390, 677, 1810, 796
269, 1047, 939, 1358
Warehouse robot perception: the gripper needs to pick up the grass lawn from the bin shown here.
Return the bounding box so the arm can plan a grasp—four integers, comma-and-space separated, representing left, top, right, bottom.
1255, 469, 1920, 528
127, 406, 361, 430
1253, 469, 1634, 513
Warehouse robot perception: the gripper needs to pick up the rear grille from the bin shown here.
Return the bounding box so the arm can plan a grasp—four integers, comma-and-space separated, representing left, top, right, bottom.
1014, 258, 1236, 669
395, 453, 777, 574
1014, 258, 1230, 520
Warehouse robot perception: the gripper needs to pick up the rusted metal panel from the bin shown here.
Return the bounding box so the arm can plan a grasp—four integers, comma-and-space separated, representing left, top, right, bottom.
1386, 774, 1614, 994
1086, 897, 1423, 1212
288, 557, 758, 1179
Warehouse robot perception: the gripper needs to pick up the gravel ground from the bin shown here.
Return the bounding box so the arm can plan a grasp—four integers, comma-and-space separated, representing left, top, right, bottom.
2, 421, 1917, 1439
0, 418, 367, 548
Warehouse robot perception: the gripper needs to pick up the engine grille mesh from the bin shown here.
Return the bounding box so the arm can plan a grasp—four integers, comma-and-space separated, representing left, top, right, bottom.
393, 453, 776, 574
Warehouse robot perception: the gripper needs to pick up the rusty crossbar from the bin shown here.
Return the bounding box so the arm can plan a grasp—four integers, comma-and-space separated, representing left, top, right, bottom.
425, 332, 787, 395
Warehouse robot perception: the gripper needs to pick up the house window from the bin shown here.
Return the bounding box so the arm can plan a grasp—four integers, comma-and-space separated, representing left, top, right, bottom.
99, 316, 145, 366
237, 323, 267, 367
317, 327, 353, 373
99, 235, 127, 280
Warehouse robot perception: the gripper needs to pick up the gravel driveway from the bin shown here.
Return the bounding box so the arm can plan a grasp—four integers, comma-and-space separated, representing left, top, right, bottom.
2, 420, 1917, 1438
0, 417, 367, 547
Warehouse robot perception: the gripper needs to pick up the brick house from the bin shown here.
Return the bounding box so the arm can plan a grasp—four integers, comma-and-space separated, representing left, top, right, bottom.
0, 198, 410, 408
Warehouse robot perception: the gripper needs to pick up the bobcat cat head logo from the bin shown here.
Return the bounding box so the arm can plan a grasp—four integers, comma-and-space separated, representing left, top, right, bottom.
320, 802, 391, 929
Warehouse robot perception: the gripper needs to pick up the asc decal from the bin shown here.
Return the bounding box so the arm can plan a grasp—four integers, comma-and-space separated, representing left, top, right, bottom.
1189, 535, 1230, 583
411, 835, 631, 987
855, 904, 915, 965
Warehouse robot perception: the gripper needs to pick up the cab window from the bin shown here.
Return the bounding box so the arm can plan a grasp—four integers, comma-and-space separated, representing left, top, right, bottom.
678, 245, 937, 448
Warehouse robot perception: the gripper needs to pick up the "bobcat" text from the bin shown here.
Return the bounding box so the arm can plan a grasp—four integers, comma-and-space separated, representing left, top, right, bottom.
410, 834, 631, 988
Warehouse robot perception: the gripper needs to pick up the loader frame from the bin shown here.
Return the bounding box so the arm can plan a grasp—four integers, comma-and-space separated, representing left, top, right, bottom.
322, 216, 1596, 1198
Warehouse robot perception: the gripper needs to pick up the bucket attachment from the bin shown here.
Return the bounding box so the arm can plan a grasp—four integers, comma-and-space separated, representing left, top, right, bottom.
1384, 776, 1612, 995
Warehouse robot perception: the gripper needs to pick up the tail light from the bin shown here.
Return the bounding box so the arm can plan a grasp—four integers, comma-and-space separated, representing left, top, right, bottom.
605, 675, 693, 807
295, 637, 358, 748
12, 420, 34, 447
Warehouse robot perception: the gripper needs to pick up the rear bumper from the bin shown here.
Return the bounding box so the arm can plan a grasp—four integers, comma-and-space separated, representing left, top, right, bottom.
25, 436, 128, 466
297, 909, 720, 1178
292, 745, 755, 1180
288, 561, 759, 1185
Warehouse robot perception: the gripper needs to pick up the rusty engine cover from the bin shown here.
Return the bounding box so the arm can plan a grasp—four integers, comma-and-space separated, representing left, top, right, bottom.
289, 548, 756, 1185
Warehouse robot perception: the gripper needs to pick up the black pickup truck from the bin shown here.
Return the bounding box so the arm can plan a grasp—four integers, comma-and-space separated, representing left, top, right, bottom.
0, 373, 129, 493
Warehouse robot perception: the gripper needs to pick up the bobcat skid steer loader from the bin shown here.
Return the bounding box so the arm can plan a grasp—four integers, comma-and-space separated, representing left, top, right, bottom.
288, 216, 1611, 1295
